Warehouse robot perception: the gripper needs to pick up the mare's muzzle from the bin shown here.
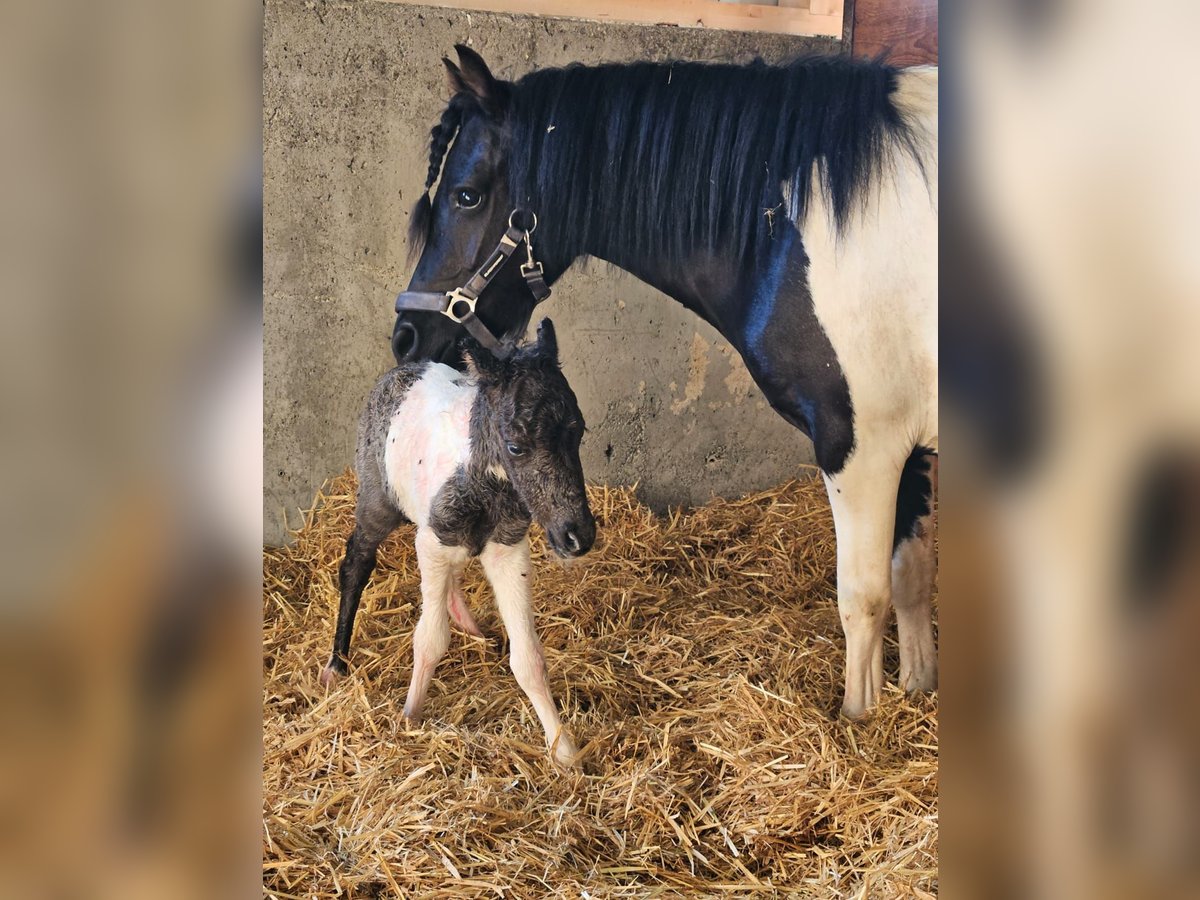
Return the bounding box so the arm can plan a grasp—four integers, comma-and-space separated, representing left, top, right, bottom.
393, 210, 549, 362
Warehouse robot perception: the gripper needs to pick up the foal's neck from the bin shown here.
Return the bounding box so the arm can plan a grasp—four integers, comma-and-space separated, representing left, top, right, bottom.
465, 382, 506, 479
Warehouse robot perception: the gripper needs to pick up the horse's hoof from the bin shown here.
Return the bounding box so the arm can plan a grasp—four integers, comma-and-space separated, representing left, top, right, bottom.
320, 658, 347, 687
901, 673, 938, 694
840, 700, 871, 721
551, 732, 581, 769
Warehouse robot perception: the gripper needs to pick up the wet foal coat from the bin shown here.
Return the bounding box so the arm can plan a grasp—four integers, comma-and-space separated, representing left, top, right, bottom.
322, 322, 593, 766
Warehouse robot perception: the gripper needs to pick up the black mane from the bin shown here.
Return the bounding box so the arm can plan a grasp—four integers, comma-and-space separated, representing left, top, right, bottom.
507, 55, 924, 270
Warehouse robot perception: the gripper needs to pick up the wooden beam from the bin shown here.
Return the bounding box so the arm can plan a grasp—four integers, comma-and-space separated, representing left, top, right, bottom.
381, 0, 844, 38
852, 0, 936, 66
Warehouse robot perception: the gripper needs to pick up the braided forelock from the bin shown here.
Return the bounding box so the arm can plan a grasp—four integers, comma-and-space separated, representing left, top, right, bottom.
407, 95, 471, 260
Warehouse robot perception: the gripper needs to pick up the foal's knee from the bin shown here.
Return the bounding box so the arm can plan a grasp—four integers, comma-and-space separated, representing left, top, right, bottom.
509, 641, 547, 694
412, 610, 451, 667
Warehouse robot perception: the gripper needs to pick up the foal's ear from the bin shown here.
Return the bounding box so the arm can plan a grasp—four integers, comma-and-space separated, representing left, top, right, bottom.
453, 44, 500, 108
535, 318, 559, 364
459, 336, 506, 382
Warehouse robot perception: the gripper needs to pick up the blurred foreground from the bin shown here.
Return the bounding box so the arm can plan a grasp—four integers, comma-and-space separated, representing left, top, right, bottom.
0, 2, 260, 897
941, 2, 1200, 898
0, 0, 1196, 896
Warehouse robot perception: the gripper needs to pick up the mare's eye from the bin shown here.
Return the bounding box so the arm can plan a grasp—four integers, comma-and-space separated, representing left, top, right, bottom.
455, 188, 483, 210
506, 442, 525, 457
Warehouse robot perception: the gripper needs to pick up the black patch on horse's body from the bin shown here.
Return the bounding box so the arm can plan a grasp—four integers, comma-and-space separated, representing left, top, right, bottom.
893, 447, 935, 552
735, 223, 856, 474
429, 465, 531, 554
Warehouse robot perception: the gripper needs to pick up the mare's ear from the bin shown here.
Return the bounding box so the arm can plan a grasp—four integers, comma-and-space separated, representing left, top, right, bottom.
459, 336, 506, 382
453, 44, 503, 112
442, 57, 469, 97
535, 318, 559, 364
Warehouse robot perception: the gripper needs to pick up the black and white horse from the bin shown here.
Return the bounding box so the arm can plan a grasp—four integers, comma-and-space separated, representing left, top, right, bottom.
322, 320, 595, 766
391, 48, 937, 718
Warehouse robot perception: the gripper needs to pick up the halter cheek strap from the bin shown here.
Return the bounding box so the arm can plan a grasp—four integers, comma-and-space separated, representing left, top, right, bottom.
394, 210, 550, 359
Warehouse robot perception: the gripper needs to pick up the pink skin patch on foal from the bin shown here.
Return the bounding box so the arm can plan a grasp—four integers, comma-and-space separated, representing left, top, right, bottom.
448, 587, 483, 637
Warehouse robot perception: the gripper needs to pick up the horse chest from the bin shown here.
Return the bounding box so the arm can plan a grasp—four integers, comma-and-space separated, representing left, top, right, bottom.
383, 365, 476, 527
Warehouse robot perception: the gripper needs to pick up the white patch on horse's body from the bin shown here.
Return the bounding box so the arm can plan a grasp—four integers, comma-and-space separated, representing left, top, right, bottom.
800, 67, 940, 716
383, 363, 477, 526
486, 462, 508, 481
801, 67, 938, 452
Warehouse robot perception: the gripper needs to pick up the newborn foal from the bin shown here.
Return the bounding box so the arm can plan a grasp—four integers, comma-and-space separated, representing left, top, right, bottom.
320, 319, 595, 766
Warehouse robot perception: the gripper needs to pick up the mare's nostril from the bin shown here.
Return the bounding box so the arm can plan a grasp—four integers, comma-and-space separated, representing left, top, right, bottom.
392, 321, 419, 362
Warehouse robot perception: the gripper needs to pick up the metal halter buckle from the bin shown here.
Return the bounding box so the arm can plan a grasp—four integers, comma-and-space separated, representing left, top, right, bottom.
442, 288, 477, 324
508, 209, 537, 234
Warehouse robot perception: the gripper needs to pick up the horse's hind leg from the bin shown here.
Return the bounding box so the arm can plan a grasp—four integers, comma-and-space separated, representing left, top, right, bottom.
321, 497, 403, 686
402, 528, 467, 721
892, 449, 937, 693
823, 445, 903, 718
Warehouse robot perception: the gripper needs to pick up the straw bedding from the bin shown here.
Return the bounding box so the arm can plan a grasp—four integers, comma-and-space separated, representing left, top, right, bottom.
264, 470, 937, 898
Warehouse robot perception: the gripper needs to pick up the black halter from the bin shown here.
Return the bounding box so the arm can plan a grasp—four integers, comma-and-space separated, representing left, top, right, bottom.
394, 209, 550, 359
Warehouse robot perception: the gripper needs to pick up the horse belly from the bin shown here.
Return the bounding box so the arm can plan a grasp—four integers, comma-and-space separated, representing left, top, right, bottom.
382, 366, 474, 526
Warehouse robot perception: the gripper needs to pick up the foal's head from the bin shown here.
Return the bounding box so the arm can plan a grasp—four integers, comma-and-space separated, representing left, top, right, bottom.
465, 318, 595, 559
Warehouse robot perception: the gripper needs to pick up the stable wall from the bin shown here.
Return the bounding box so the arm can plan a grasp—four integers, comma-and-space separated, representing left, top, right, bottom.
264, 0, 840, 544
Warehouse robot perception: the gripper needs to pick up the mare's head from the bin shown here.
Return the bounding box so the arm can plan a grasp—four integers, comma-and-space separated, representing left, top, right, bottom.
466, 318, 595, 558
395, 45, 535, 367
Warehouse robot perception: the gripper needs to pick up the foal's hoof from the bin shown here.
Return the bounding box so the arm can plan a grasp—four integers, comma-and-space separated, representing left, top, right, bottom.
550, 731, 581, 770
839, 699, 872, 721
320, 657, 347, 687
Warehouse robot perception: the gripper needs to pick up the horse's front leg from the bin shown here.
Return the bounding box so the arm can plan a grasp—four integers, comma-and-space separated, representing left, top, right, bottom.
822, 444, 905, 718
403, 528, 467, 721
479, 538, 579, 768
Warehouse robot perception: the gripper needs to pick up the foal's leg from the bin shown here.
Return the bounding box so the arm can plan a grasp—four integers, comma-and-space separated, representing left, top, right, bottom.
823, 445, 903, 718
479, 538, 579, 768
402, 528, 467, 721
892, 450, 937, 692
321, 501, 403, 686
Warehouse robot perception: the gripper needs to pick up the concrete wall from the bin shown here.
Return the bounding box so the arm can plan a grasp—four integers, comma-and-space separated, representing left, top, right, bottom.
264, 0, 840, 545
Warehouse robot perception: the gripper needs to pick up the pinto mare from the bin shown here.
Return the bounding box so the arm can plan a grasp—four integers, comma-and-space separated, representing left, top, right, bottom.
392, 48, 937, 718
321, 320, 596, 766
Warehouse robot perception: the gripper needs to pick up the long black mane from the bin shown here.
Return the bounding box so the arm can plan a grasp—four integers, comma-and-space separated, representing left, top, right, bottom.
506, 55, 924, 271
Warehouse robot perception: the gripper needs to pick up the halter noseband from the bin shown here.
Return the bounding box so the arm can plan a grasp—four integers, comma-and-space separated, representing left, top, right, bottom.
394, 209, 550, 359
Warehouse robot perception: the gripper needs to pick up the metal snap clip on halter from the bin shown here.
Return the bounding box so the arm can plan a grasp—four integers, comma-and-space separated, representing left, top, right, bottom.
522, 234, 540, 274
442, 288, 477, 324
